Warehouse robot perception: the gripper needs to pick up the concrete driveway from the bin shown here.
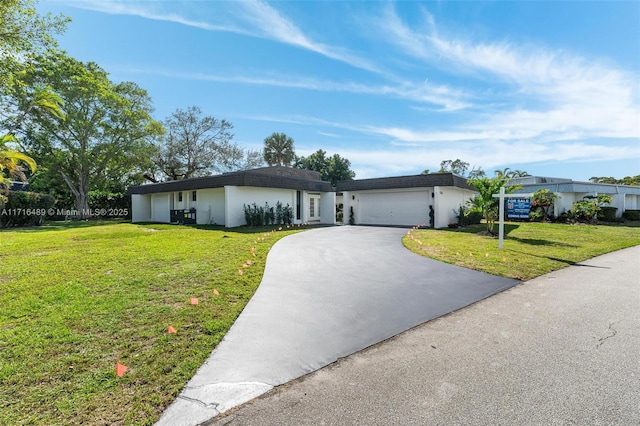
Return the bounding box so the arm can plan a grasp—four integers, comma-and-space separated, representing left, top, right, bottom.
157, 226, 519, 425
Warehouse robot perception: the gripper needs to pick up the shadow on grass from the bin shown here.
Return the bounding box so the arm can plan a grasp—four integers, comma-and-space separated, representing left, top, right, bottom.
506, 249, 610, 269
508, 236, 578, 248
448, 223, 520, 236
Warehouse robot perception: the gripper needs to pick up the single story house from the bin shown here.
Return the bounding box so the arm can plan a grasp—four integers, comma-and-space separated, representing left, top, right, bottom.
509, 176, 640, 218
336, 173, 476, 228
127, 166, 336, 227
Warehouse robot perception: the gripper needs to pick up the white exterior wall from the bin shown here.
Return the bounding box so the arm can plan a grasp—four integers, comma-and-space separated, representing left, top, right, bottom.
196, 188, 225, 225
320, 192, 336, 225
151, 193, 171, 223
131, 194, 152, 223
610, 194, 625, 217
434, 186, 474, 229
625, 194, 639, 210
225, 186, 297, 228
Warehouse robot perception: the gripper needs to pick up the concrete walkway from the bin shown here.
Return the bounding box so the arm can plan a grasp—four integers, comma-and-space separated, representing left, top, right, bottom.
157, 226, 518, 425
208, 245, 640, 426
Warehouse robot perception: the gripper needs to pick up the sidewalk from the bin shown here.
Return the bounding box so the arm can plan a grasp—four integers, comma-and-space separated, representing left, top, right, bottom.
208, 245, 640, 425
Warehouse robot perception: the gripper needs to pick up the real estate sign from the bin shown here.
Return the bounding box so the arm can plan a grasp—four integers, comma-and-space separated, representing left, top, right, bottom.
506, 198, 531, 220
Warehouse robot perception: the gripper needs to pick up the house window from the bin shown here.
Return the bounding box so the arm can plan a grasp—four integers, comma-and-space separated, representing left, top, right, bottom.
296, 191, 301, 220
192, 191, 197, 202
178, 192, 183, 202
310, 198, 315, 217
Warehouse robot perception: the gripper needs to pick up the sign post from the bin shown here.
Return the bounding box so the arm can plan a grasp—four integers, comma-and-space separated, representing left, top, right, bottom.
493, 190, 534, 249
498, 187, 505, 249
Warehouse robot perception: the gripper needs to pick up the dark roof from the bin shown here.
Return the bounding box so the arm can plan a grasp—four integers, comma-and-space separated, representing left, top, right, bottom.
127, 166, 332, 195
336, 173, 474, 192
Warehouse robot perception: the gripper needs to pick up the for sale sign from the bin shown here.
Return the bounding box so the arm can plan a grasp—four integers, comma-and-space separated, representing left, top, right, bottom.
506, 198, 531, 220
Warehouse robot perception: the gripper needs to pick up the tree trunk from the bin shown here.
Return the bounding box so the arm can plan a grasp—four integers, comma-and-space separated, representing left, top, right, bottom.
61, 170, 90, 219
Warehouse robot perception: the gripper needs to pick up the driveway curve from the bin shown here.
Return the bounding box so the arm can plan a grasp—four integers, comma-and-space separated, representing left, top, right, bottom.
157, 226, 519, 425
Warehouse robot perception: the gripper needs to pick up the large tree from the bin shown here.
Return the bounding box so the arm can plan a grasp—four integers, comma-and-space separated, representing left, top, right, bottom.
1, 0, 68, 186
147, 106, 260, 182
22, 52, 162, 217
263, 132, 295, 166
296, 149, 355, 186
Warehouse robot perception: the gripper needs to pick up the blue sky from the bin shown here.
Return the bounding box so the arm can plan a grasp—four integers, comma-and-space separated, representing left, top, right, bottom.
39, 1, 639, 180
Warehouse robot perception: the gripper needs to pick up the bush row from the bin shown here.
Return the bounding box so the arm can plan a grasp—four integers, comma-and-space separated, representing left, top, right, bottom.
243, 201, 294, 227
0, 190, 55, 227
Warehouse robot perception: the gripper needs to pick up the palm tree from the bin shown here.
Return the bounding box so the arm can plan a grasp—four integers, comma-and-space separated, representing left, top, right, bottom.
467, 175, 519, 234
1, 134, 37, 188
263, 132, 295, 166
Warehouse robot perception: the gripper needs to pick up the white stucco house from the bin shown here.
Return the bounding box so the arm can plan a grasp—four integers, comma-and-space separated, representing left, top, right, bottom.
128, 167, 336, 227
337, 173, 476, 228
509, 176, 640, 218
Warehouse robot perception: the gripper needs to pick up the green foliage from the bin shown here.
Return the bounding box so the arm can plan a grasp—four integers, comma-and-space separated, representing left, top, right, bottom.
467, 175, 519, 234
439, 159, 469, 176
599, 206, 618, 222
263, 132, 295, 167
20, 52, 162, 217
571, 194, 613, 223
243, 201, 293, 226
88, 191, 131, 217
530, 189, 559, 222
0, 190, 54, 227
589, 175, 640, 186
622, 210, 640, 221
295, 149, 355, 185
454, 204, 482, 227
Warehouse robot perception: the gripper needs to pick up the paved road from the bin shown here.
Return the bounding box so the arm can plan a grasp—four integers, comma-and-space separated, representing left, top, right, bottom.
207, 245, 640, 426
157, 226, 518, 425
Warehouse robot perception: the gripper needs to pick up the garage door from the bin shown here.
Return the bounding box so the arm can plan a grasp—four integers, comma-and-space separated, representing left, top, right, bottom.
357, 190, 430, 226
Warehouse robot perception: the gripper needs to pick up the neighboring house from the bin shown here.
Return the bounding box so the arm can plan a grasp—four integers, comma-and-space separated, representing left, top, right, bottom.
337, 173, 475, 228
127, 166, 335, 227
509, 176, 640, 218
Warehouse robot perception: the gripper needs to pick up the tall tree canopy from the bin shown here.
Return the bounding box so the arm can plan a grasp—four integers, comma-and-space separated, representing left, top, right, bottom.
295, 149, 355, 186
263, 132, 295, 166
1, 0, 69, 186
589, 175, 640, 186
21, 52, 163, 217
147, 106, 261, 182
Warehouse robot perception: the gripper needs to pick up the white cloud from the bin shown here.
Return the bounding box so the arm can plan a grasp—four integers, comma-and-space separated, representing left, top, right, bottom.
122, 68, 471, 111
374, 6, 640, 145
65, 0, 381, 74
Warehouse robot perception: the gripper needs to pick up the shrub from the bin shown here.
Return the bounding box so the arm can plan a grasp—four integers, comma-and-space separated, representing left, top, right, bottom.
349, 206, 355, 225
88, 191, 131, 218
571, 194, 613, 223
599, 206, 618, 222
243, 201, 292, 226
530, 189, 559, 222
622, 210, 640, 221
1, 190, 55, 227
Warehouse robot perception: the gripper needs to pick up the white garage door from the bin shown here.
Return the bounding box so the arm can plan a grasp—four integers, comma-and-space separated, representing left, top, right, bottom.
357, 190, 430, 226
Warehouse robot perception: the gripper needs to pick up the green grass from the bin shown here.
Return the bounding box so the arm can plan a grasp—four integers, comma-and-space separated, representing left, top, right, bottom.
404, 222, 640, 280
0, 221, 305, 425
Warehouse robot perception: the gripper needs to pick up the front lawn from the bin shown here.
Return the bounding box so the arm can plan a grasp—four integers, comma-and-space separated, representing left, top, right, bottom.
404, 222, 640, 280
0, 221, 303, 425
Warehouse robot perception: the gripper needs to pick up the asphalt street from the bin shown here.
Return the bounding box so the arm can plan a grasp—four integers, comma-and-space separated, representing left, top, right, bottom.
207, 244, 640, 426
